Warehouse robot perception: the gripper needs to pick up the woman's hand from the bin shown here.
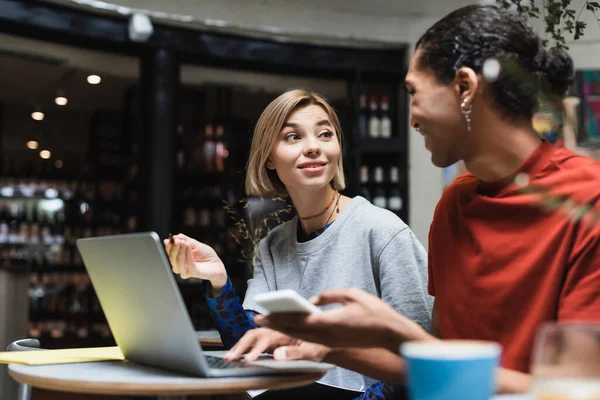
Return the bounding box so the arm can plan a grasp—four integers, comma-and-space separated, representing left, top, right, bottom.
224, 328, 302, 361
164, 233, 227, 295
223, 327, 330, 362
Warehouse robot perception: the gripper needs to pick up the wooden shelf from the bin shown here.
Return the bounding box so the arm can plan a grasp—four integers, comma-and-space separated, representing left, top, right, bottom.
0, 261, 88, 273
173, 197, 226, 208
359, 138, 405, 154
171, 226, 229, 237
0, 259, 29, 272
34, 332, 116, 350
174, 171, 229, 186
31, 264, 86, 273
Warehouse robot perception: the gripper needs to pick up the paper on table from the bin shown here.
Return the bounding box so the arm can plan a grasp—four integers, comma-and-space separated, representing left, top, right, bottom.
0, 346, 124, 365
247, 389, 269, 398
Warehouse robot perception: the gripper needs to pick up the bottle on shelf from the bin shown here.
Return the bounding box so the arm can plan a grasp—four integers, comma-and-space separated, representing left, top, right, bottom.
183, 207, 196, 227
28, 273, 45, 315
199, 208, 211, 227
213, 208, 226, 227
0, 201, 8, 244
175, 124, 187, 170
8, 202, 21, 244
359, 94, 368, 138
368, 96, 381, 138
40, 210, 53, 247
203, 124, 216, 172
359, 165, 371, 201
30, 204, 42, 262
190, 126, 205, 172
372, 166, 387, 209
380, 95, 392, 139
18, 202, 30, 245
215, 124, 226, 172
388, 166, 403, 213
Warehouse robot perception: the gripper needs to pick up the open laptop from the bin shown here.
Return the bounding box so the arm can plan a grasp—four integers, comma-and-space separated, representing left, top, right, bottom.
76, 231, 333, 377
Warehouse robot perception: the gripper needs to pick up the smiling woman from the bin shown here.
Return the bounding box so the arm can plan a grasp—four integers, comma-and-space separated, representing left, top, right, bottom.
275, 106, 338, 188
166, 89, 433, 399
246, 90, 345, 201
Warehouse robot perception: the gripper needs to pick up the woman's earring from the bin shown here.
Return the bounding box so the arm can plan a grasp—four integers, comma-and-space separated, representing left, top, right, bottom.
461, 98, 473, 132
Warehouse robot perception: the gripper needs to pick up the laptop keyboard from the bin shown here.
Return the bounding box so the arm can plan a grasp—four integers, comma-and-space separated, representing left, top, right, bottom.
205, 355, 250, 369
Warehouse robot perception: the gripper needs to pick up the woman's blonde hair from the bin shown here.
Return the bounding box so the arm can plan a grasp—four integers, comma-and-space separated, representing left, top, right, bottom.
245, 89, 346, 197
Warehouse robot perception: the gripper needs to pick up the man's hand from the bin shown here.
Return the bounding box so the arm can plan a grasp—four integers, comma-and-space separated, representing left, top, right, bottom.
254, 288, 434, 352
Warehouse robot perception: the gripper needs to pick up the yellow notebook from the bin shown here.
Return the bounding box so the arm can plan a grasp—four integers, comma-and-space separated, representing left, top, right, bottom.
0, 346, 124, 365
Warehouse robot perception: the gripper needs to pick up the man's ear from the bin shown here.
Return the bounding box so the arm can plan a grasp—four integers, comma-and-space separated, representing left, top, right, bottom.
454, 67, 479, 107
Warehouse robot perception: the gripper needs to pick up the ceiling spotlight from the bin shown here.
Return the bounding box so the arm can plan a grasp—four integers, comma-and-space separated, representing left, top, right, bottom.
128, 13, 154, 42
31, 111, 44, 121
26, 141, 39, 150
55, 88, 68, 105
55, 160, 64, 169
87, 75, 101, 85
40, 150, 51, 159
55, 96, 68, 106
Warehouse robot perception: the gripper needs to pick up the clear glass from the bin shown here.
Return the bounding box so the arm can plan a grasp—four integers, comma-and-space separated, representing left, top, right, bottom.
531, 323, 600, 400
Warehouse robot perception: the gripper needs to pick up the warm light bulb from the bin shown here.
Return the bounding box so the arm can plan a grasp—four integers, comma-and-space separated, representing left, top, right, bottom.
55, 96, 68, 106
40, 150, 51, 159
55, 160, 63, 169
26, 141, 39, 150
31, 111, 45, 121
87, 75, 101, 84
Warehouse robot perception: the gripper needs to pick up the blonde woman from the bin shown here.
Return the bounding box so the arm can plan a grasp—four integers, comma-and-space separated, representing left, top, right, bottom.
166, 89, 432, 399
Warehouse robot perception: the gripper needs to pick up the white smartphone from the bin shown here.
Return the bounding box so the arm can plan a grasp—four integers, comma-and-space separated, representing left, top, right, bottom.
254, 290, 322, 314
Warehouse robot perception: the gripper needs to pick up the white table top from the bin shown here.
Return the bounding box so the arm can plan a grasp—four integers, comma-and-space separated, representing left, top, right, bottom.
8, 360, 324, 396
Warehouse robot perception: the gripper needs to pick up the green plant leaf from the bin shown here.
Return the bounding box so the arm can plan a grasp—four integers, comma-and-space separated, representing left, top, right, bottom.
497, 0, 595, 49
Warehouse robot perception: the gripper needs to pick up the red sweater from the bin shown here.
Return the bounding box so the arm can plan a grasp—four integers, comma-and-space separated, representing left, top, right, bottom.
429, 141, 600, 373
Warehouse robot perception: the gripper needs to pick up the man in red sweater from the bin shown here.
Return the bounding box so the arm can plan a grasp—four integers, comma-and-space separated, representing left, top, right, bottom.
255, 4, 600, 396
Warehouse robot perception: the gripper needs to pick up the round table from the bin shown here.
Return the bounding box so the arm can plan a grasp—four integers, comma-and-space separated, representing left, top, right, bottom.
8, 360, 324, 399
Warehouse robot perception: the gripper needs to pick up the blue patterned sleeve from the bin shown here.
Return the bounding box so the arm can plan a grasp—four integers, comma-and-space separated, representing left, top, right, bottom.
355, 382, 408, 400
204, 278, 257, 348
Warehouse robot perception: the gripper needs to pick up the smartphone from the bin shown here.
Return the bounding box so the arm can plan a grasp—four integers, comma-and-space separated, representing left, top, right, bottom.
254, 290, 322, 314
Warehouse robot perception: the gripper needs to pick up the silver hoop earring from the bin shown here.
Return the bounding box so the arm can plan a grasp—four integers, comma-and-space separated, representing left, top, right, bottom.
461, 98, 473, 132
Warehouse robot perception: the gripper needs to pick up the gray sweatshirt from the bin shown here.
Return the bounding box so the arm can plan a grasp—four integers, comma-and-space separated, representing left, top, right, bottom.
243, 196, 433, 391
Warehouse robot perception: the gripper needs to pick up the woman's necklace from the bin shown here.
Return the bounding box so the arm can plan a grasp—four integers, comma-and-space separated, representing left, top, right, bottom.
322, 191, 341, 227
297, 191, 336, 220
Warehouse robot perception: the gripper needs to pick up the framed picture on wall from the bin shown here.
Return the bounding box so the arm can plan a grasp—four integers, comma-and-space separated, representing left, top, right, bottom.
532, 97, 564, 144
575, 70, 600, 148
